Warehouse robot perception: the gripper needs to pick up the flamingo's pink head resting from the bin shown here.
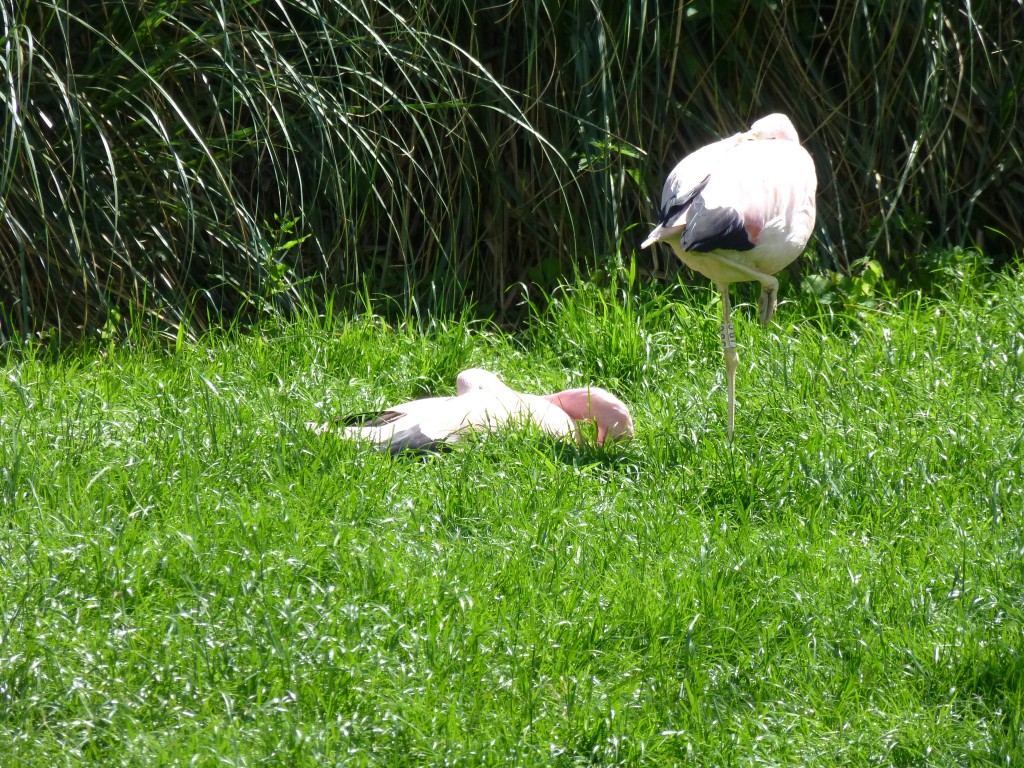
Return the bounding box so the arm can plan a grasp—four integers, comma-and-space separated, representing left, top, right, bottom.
543, 387, 634, 446
749, 113, 800, 142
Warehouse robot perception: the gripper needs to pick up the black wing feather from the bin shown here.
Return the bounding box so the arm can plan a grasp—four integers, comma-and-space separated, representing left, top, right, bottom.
335, 409, 406, 427
659, 175, 710, 225
680, 195, 755, 253
384, 425, 451, 454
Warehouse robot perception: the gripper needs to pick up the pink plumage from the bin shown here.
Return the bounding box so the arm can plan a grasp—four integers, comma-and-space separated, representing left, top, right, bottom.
309, 369, 634, 453
642, 114, 817, 438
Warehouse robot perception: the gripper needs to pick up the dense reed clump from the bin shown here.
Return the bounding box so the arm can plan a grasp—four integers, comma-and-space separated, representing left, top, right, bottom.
0, 0, 1020, 341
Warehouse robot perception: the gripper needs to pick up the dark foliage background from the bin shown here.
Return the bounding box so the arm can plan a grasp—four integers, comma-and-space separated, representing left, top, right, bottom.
0, 0, 1020, 340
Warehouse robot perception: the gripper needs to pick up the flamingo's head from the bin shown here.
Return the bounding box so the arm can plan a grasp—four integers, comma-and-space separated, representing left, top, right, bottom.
749, 113, 800, 142
544, 387, 634, 445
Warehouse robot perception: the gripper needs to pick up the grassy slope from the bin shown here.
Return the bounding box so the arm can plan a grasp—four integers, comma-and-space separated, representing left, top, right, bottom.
1, 267, 1023, 766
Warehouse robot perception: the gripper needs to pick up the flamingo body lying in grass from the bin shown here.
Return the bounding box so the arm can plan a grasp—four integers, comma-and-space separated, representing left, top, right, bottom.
641, 113, 817, 438
309, 368, 634, 453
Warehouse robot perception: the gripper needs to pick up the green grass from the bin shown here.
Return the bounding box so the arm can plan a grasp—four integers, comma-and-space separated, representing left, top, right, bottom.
2, 265, 1023, 766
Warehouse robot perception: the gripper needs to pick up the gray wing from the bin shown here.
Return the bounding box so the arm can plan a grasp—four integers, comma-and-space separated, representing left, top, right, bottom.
679, 194, 755, 253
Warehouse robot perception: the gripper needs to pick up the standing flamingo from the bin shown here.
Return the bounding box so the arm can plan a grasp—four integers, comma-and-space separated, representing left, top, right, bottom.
641, 114, 817, 438
309, 368, 634, 453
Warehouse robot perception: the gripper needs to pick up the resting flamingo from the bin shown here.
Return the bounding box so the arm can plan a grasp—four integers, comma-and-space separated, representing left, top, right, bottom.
641, 113, 817, 438
308, 368, 634, 453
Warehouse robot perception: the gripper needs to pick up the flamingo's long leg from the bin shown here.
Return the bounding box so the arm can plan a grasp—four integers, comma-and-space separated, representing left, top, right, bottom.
710, 254, 781, 326
677, 251, 782, 327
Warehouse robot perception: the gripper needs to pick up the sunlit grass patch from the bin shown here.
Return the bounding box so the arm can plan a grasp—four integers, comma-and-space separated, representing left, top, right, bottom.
1, 265, 1022, 765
